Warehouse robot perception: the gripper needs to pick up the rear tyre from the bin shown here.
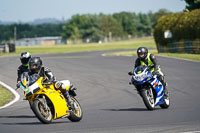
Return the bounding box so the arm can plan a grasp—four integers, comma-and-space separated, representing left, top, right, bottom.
32, 98, 53, 124
140, 89, 155, 110
68, 97, 83, 122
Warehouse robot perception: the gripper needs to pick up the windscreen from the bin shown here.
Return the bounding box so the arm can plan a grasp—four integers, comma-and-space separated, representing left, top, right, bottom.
27, 74, 40, 86
134, 65, 147, 74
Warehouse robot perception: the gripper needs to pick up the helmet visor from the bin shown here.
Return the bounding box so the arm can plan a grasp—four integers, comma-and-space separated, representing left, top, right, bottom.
138, 53, 145, 58
30, 64, 37, 70
21, 58, 29, 65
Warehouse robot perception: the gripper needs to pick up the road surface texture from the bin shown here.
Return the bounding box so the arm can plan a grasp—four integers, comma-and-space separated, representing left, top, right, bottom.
0, 51, 200, 133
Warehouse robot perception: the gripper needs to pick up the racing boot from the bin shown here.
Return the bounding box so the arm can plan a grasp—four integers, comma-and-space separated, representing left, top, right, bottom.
158, 76, 169, 97
163, 82, 169, 98
55, 81, 74, 107
63, 91, 74, 110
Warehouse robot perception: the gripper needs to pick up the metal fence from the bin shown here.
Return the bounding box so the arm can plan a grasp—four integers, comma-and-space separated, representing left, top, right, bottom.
0, 43, 16, 53
157, 39, 200, 54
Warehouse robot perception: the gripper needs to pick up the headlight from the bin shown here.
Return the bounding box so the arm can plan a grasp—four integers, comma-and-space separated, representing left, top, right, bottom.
133, 73, 147, 81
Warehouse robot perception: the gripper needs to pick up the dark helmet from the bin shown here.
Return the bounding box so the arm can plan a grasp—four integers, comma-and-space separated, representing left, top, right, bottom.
20, 52, 31, 65
29, 57, 42, 73
137, 47, 148, 60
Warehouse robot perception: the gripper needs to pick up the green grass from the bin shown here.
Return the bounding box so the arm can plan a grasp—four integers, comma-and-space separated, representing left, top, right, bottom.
0, 85, 14, 107
1, 37, 199, 62
106, 50, 200, 62
0, 37, 156, 56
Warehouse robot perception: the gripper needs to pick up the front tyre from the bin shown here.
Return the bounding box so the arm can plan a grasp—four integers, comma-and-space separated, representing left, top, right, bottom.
32, 98, 53, 124
68, 97, 83, 122
140, 89, 155, 110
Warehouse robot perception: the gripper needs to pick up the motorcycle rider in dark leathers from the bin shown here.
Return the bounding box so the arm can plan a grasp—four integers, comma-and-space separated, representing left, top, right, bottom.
28, 57, 74, 107
17, 52, 31, 88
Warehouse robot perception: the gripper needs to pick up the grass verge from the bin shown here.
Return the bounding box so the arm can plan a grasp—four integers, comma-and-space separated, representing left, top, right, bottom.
0, 85, 14, 107
0, 37, 156, 56
106, 50, 200, 62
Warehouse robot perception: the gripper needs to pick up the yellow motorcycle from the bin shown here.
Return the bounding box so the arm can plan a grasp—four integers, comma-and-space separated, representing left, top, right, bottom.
18, 73, 83, 124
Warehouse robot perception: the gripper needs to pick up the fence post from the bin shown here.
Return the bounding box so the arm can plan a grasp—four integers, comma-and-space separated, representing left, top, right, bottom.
5, 44, 9, 53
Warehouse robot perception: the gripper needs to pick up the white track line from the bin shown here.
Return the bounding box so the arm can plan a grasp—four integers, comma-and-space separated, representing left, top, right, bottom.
180, 131, 200, 133
0, 81, 20, 109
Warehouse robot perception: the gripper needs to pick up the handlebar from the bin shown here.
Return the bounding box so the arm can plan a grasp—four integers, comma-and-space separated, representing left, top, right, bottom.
128, 71, 133, 76
147, 64, 155, 70
42, 82, 53, 85
42, 80, 56, 86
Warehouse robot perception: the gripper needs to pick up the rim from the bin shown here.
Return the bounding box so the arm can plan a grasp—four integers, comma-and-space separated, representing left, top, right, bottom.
38, 101, 52, 121
71, 97, 82, 117
147, 89, 155, 107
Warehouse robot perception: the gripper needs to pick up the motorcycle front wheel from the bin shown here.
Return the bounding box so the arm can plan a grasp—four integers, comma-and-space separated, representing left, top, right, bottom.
32, 98, 53, 124
68, 97, 83, 122
140, 89, 155, 110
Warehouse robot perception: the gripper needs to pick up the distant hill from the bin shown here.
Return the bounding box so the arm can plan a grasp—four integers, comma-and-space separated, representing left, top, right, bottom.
29, 18, 66, 25
0, 20, 15, 25
0, 18, 67, 25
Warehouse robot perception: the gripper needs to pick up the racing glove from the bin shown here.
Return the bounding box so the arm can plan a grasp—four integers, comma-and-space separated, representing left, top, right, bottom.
55, 81, 63, 89
128, 71, 133, 76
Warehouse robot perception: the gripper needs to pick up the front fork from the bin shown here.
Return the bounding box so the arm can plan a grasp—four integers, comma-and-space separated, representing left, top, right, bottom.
34, 95, 48, 111
136, 85, 155, 99
66, 87, 79, 111
42, 95, 48, 111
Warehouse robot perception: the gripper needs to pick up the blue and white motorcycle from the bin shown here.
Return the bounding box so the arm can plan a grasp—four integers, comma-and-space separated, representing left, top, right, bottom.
129, 65, 170, 110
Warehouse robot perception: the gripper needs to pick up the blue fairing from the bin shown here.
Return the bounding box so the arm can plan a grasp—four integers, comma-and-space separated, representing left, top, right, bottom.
131, 66, 165, 106
153, 79, 164, 106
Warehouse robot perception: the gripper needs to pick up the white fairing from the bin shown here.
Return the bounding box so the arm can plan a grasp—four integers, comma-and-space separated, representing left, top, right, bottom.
60, 80, 71, 89
28, 82, 39, 94
133, 70, 148, 81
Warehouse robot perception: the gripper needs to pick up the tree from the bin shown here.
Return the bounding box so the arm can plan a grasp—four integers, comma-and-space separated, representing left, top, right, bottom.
184, 0, 200, 11
151, 9, 170, 28
113, 12, 138, 36
137, 13, 152, 36
99, 14, 123, 38
62, 14, 104, 41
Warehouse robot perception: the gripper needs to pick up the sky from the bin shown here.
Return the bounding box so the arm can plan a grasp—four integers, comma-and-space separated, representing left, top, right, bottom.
0, 0, 186, 22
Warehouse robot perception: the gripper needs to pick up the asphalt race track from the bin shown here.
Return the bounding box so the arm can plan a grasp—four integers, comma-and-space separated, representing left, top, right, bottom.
0, 51, 200, 133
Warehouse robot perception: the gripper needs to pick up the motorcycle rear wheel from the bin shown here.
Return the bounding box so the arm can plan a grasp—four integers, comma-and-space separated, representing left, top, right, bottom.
68, 97, 83, 122
32, 98, 53, 124
141, 89, 155, 110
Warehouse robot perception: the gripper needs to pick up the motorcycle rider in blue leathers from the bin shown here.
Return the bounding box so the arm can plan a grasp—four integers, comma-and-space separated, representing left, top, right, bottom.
129, 47, 167, 94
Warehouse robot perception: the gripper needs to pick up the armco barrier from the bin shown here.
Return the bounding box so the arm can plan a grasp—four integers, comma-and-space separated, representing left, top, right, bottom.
157, 39, 200, 54
0, 43, 16, 53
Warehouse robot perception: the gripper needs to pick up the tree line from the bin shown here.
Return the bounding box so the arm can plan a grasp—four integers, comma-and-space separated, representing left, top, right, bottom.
0, 24, 63, 43
0, 0, 199, 44
0, 9, 171, 43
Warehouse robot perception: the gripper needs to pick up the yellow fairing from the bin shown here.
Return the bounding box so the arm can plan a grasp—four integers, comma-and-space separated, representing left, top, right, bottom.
26, 77, 69, 119
44, 85, 69, 119
22, 79, 26, 87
